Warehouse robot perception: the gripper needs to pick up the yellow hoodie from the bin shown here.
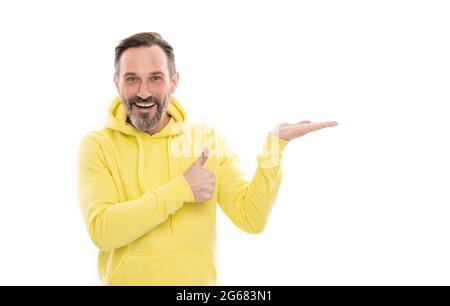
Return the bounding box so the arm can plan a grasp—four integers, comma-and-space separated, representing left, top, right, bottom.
77, 96, 289, 285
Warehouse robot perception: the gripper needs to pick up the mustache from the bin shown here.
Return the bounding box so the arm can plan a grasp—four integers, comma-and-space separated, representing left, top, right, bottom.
128, 95, 161, 106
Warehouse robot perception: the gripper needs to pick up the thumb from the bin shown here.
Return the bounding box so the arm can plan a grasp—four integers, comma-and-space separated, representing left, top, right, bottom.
195, 146, 209, 167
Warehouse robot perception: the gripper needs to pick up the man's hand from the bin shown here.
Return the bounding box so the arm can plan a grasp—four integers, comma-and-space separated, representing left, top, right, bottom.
183, 147, 216, 202
272, 120, 338, 141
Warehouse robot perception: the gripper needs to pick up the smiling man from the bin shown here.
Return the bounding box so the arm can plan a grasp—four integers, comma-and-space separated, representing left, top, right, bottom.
77, 32, 337, 286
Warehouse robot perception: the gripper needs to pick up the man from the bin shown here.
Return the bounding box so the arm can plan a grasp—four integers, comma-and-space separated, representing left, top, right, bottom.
77, 32, 337, 286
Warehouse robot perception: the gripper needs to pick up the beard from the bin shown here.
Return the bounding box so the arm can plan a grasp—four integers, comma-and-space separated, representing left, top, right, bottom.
121, 94, 169, 132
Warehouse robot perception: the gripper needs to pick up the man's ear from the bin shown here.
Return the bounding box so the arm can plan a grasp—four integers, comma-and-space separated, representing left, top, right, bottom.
170, 72, 180, 94
114, 74, 120, 93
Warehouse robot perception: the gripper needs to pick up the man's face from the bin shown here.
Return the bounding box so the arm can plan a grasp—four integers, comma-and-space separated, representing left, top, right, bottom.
114, 46, 179, 131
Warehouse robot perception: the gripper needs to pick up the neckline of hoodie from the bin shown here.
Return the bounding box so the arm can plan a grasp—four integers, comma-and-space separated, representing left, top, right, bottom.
134, 116, 176, 140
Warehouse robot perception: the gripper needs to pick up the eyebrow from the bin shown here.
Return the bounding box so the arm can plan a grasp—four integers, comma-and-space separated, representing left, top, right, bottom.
123, 71, 165, 77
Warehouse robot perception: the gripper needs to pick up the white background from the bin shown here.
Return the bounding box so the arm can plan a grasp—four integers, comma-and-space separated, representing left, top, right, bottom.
0, 0, 449, 285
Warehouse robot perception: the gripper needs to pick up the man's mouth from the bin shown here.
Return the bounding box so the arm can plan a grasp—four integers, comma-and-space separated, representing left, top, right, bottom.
134, 101, 156, 109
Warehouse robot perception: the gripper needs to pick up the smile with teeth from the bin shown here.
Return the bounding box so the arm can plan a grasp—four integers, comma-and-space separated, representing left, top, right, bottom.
135, 102, 156, 108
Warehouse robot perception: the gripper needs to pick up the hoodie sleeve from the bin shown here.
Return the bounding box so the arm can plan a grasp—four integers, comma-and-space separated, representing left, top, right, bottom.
78, 134, 194, 252
217, 132, 289, 234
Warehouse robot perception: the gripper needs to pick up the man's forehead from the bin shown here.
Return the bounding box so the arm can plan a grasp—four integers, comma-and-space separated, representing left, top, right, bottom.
119, 46, 168, 73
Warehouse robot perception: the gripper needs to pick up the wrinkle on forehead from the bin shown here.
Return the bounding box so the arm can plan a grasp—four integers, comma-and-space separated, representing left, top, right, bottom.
119, 46, 169, 76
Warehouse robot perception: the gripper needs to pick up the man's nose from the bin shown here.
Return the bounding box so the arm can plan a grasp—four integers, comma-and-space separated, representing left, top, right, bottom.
137, 83, 152, 100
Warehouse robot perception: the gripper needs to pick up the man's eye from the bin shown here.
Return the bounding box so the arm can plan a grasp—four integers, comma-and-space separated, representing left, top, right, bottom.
126, 77, 137, 82
151, 76, 162, 81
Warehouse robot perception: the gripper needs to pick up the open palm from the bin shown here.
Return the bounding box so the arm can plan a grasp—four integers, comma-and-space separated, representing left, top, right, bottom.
272, 120, 338, 141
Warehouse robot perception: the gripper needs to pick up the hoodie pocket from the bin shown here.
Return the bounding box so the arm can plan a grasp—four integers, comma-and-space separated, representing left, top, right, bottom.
106, 248, 216, 286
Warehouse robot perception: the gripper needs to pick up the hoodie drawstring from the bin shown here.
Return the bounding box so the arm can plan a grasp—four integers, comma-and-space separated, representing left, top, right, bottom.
168, 135, 174, 234
136, 135, 146, 193
136, 133, 175, 234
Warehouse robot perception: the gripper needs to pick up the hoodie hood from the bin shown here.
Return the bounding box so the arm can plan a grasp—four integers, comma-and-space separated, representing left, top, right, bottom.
104, 95, 189, 234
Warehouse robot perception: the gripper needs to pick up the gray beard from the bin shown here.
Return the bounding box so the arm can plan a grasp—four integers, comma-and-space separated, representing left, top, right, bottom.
125, 97, 169, 132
